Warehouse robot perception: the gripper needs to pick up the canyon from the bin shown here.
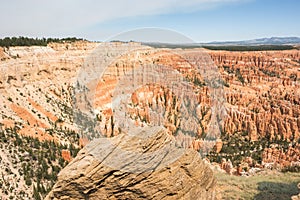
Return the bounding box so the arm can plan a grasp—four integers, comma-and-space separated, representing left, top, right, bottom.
0, 41, 299, 199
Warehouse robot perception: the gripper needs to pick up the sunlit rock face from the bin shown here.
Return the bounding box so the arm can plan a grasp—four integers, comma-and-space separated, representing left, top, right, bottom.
45, 128, 217, 200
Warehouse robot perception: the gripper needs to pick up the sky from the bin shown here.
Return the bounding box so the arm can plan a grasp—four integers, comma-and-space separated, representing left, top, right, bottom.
1, 0, 300, 42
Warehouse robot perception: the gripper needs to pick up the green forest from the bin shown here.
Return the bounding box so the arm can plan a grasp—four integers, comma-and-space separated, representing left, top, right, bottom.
0, 37, 84, 47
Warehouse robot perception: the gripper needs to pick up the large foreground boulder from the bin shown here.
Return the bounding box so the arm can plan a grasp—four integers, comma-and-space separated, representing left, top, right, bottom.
46, 127, 216, 199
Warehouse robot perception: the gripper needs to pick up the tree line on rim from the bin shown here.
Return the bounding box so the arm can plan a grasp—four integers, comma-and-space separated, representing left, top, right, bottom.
0, 36, 84, 47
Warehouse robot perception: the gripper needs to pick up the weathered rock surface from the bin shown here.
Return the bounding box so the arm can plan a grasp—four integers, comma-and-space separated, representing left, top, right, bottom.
46, 127, 216, 200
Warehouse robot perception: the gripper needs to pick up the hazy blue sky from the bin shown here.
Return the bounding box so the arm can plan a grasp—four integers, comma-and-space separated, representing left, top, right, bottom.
1, 0, 299, 42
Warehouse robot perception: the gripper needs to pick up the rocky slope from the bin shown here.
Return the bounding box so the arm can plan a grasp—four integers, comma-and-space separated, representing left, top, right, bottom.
46, 127, 216, 200
0, 41, 97, 199
0, 41, 97, 142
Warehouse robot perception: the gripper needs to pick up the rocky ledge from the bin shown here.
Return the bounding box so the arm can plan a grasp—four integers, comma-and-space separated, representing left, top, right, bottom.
46, 127, 216, 200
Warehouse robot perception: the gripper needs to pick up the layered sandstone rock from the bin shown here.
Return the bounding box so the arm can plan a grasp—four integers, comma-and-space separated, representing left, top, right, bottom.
46, 127, 217, 200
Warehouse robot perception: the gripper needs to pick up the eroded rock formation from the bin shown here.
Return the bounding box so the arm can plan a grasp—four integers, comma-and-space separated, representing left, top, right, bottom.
209, 50, 300, 142
46, 127, 216, 200
262, 144, 300, 168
